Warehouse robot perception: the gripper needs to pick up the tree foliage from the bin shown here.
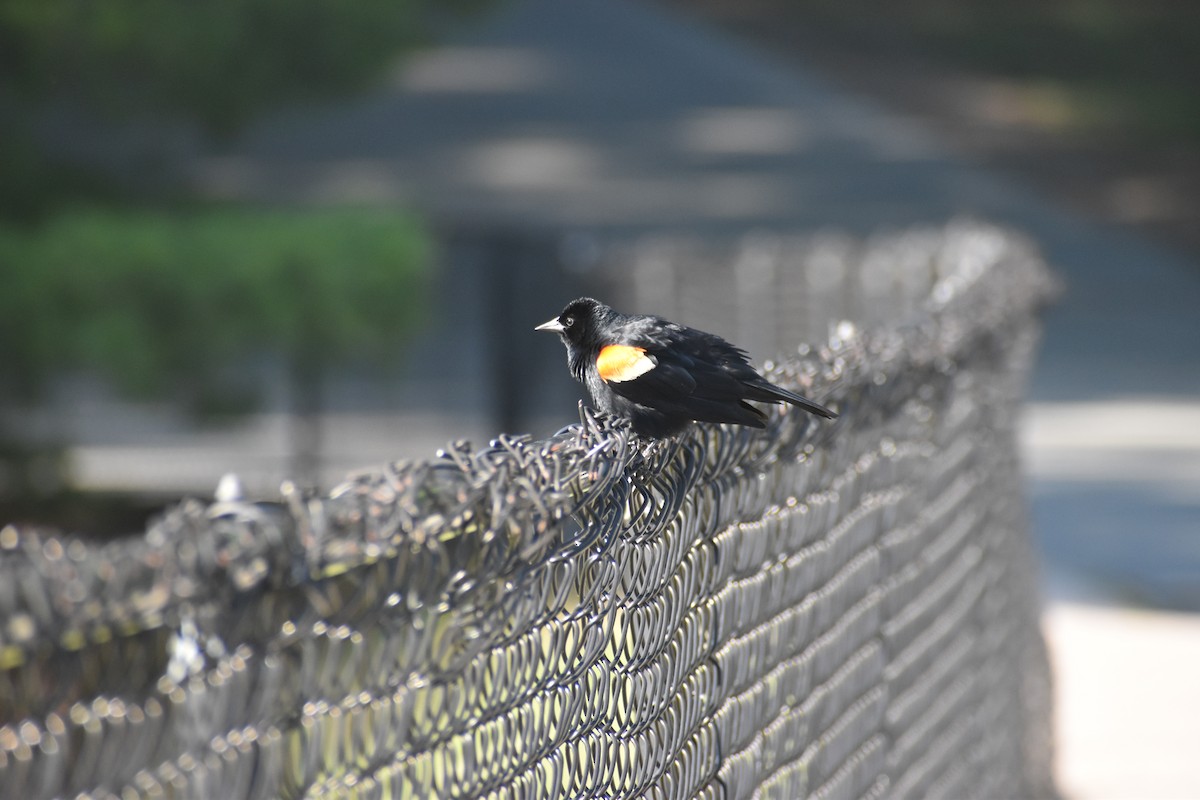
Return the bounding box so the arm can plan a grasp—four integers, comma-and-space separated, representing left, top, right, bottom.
0, 208, 430, 409
0, 0, 489, 218
1, 0, 483, 137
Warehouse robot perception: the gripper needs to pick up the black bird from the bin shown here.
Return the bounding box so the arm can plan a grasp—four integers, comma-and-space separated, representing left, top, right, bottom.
536, 297, 836, 438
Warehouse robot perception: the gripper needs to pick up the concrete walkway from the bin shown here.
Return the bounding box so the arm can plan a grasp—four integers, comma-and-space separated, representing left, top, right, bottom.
1045, 603, 1200, 799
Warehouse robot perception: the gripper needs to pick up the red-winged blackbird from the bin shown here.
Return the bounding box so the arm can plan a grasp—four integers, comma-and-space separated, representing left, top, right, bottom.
536, 297, 837, 438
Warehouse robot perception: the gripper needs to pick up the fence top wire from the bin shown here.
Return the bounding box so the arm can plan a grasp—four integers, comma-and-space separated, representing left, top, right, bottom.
0, 220, 1057, 688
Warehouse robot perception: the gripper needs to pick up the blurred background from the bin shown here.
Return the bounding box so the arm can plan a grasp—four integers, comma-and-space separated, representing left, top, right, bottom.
2, 1, 1197, 795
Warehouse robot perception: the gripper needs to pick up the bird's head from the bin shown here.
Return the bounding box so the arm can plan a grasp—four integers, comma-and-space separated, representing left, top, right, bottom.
534, 297, 609, 350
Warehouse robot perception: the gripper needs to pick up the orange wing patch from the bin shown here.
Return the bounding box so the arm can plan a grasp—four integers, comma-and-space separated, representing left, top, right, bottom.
597, 345, 656, 383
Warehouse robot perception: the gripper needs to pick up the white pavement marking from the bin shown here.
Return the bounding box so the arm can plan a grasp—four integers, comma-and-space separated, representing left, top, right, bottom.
1022, 400, 1200, 499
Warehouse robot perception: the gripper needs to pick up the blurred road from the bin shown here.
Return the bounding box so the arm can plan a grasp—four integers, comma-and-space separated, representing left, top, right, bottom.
65, 2, 1200, 794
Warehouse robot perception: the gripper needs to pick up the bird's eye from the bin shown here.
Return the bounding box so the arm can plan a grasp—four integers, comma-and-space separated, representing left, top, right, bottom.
563, 315, 575, 328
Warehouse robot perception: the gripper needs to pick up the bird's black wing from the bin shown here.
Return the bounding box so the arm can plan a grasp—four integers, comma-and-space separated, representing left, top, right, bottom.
600, 324, 770, 426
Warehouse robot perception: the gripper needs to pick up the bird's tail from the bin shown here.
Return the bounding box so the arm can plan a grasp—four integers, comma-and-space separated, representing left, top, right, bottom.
750, 382, 838, 419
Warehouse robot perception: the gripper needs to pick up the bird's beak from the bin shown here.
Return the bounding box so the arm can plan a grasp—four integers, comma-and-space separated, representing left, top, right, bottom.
535, 317, 565, 333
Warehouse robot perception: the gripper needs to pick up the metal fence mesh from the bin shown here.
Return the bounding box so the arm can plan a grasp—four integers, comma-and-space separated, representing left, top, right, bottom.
0, 222, 1058, 799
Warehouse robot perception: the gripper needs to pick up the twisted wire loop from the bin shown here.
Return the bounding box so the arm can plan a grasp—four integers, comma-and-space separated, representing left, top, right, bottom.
0, 221, 1060, 800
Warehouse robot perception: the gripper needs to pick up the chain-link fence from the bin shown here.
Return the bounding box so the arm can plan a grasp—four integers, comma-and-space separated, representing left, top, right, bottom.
0, 222, 1058, 799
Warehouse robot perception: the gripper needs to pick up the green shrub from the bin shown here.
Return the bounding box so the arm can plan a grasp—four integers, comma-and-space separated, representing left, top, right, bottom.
0, 206, 431, 406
